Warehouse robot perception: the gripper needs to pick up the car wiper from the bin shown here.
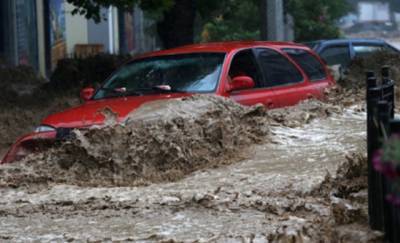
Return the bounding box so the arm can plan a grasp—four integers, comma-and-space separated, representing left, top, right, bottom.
150, 85, 187, 93
99, 87, 143, 96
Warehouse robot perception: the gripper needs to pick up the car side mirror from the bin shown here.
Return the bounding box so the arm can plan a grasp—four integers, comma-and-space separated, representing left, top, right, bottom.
80, 87, 95, 101
228, 76, 255, 92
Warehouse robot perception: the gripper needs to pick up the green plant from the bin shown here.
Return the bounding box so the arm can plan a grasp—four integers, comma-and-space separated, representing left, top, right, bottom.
200, 0, 260, 42
200, 0, 350, 43
286, 0, 350, 41
374, 135, 400, 207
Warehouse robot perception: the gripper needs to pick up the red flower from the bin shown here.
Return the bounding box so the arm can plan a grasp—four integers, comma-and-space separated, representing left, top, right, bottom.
373, 149, 400, 178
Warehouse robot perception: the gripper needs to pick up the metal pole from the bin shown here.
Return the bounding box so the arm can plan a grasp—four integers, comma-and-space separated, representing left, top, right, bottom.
378, 101, 391, 240
367, 71, 385, 230
266, 0, 284, 41
382, 66, 395, 118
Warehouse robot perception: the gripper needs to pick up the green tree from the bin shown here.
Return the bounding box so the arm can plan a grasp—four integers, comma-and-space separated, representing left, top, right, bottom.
66, 0, 350, 47
200, 0, 260, 42
286, 0, 350, 41
199, 0, 350, 42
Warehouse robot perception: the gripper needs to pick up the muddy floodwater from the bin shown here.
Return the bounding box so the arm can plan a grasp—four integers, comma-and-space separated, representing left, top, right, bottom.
0, 109, 381, 242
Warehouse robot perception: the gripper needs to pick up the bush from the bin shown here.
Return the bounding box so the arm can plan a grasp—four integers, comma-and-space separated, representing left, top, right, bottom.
0, 54, 132, 107
0, 63, 81, 148
287, 0, 350, 41
0, 65, 46, 88
49, 54, 131, 91
0, 65, 47, 106
0, 55, 131, 148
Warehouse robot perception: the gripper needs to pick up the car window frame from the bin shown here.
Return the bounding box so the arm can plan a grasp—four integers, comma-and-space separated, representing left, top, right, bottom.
351, 41, 400, 55
384, 44, 400, 53
282, 48, 328, 82
254, 47, 306, 89
226, 48, 266, 91
92, 52, 227, 100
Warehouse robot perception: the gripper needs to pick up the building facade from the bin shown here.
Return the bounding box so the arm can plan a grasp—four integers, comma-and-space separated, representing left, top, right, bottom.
0, 0, 159, 77
0, 0, 39, 70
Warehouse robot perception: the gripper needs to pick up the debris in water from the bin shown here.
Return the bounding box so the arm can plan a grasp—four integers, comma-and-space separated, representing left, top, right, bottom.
268, 99, 342, 127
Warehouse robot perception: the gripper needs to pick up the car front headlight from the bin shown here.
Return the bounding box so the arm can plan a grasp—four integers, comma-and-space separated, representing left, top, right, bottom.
35, 125, 56, 133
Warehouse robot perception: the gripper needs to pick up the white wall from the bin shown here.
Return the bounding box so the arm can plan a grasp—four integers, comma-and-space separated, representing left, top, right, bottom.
358, 2, 390, 22
87, 15, 109, 52
64, 4, 120, 55
64, 2, 88, 56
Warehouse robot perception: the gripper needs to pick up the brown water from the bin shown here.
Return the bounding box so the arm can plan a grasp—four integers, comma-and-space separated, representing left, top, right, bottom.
0, 95, 270, 187
0, 108, 382, 242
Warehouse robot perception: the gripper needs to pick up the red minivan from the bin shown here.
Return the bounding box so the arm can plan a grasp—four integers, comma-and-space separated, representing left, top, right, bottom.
1, 41, 334, 163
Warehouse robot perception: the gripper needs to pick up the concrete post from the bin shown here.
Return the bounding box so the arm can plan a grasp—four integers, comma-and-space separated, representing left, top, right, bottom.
36, 0, 47, 77
267, 0, 285, 41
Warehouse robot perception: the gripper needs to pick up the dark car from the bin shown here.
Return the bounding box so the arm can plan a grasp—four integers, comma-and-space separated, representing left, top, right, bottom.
305, 38, 399, 68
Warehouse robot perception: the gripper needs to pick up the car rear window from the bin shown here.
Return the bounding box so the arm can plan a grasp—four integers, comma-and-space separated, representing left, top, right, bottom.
320, 45, 350, 66
353, 44, 383, 58
283, 48, 327, 81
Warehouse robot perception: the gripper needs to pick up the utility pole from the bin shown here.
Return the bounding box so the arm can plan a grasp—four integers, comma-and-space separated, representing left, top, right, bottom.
260, 0, 285, 41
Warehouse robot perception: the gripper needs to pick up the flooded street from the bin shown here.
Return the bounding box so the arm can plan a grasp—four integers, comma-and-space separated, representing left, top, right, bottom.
1, 0, 399, 240
0, 108, 381, 242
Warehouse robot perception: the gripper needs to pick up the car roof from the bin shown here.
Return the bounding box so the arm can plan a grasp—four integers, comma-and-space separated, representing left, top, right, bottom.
135, 41, 308, 59
309, 38, 388, 50
315, 38, 386, 44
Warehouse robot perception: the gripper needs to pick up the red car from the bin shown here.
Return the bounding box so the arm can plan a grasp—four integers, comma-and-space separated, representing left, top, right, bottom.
1, 41, 334, 163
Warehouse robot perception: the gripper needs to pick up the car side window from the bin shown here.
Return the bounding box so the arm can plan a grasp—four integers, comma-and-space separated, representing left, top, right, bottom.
320, 45, 350, 66
228, 49, 263, 88
283, 48, 327, 81
353, 45, 382, 58
255, 48, 303, 87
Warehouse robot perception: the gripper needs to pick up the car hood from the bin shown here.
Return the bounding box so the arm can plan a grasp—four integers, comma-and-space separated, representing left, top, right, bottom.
42, 93, 192, 128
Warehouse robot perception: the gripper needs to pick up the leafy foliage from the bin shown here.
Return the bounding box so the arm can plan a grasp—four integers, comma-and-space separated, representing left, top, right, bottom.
286, 0, 350, 41
199, 0, 349, 42
200, 0, 260, 42
66, 0, 350, 44
65, 0, 174, 22
49, 54, 131, 90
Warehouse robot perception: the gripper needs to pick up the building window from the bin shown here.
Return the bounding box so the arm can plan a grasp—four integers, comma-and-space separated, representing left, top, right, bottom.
0, 0, 38, 70
48, 0, 66, 70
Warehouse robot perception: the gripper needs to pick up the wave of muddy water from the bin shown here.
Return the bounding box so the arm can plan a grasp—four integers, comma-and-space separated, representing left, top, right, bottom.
0, 105, 383, 242
0, 95, 270, 188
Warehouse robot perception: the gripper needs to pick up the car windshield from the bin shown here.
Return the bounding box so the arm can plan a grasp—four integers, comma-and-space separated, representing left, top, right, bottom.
93, 53, 225, 99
